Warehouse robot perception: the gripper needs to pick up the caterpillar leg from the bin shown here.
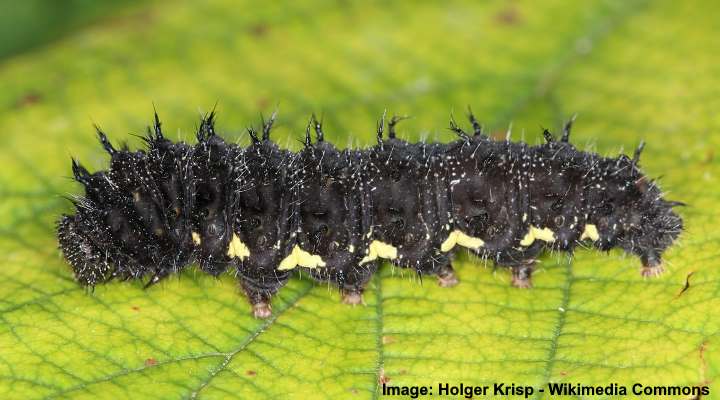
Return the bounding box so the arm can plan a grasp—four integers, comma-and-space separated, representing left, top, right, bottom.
304, 269, 368, 306
241, 284, 273, 319
332, 263, 377, 306
341, 288, 365, 305
305, 270, 368, 306
251, 301, 273, 319
340, 270, 375, 306
144, 270, 171, 289
641, 265, 664, 277
436, 263, 459, 287
511, 262, 535, 289
238, 272, 288, 319
641, 253, 665, 277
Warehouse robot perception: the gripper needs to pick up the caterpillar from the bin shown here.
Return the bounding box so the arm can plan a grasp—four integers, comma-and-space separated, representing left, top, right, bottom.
57, 110, 684, 318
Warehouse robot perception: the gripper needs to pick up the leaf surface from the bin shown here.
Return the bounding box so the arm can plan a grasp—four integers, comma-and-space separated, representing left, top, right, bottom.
0, 0, 717, 398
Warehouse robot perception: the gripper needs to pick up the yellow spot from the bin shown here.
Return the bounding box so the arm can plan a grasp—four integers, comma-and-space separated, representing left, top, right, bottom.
440, 230, 485, 252
580, 224, 600, 241
191, 232, 202, 245
519, 226, 556, 246
278, 245, 326, 270
359, 240, 398, 265
227, 233, 250, 260
348, 244, 355, 253
531, 226, 556, 242
520, 230, 535, 246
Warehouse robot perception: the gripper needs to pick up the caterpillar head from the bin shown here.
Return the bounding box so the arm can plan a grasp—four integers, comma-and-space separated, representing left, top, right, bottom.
60, 160, 154, 284
57, 213, 112, 287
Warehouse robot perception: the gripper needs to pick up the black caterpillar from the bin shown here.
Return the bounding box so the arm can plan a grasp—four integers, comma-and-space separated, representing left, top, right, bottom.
57, 110, 684, 318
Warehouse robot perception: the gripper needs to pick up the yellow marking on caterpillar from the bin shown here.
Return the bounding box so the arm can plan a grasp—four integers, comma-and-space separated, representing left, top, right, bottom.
519, 226, 556, 246
278, 245, 326, 270
359, 240, 398, 265
580, 224, 600, 241
440, 230, 485, 252
227, 233, 250, 260
531, 226, 555, 242
520, 230, 535, 246
191, 232, 202, 245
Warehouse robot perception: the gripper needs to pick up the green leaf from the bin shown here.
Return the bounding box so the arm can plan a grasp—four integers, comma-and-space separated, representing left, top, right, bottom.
0, 0, 718, 399
0, 0, 140, 60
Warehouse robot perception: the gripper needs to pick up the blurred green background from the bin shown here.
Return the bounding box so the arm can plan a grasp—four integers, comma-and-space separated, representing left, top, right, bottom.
0, 1, 139, 60
0, 0, 718, 399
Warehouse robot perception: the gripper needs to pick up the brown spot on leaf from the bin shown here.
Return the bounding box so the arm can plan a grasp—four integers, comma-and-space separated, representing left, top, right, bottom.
131, 306, 140, 311
246, 370, 257, 376
378, 368, 390, 385
256, 97, 270, 109
144, 357, 157, 367
704, 149, 714, 164
101, 10, 155, 30
495, 6, 522, 26
382, 335, 395, 345
686, 341, 711, 399
249, 23, 269, 37
699, 341, 709, 384
14, 92, 43, 109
